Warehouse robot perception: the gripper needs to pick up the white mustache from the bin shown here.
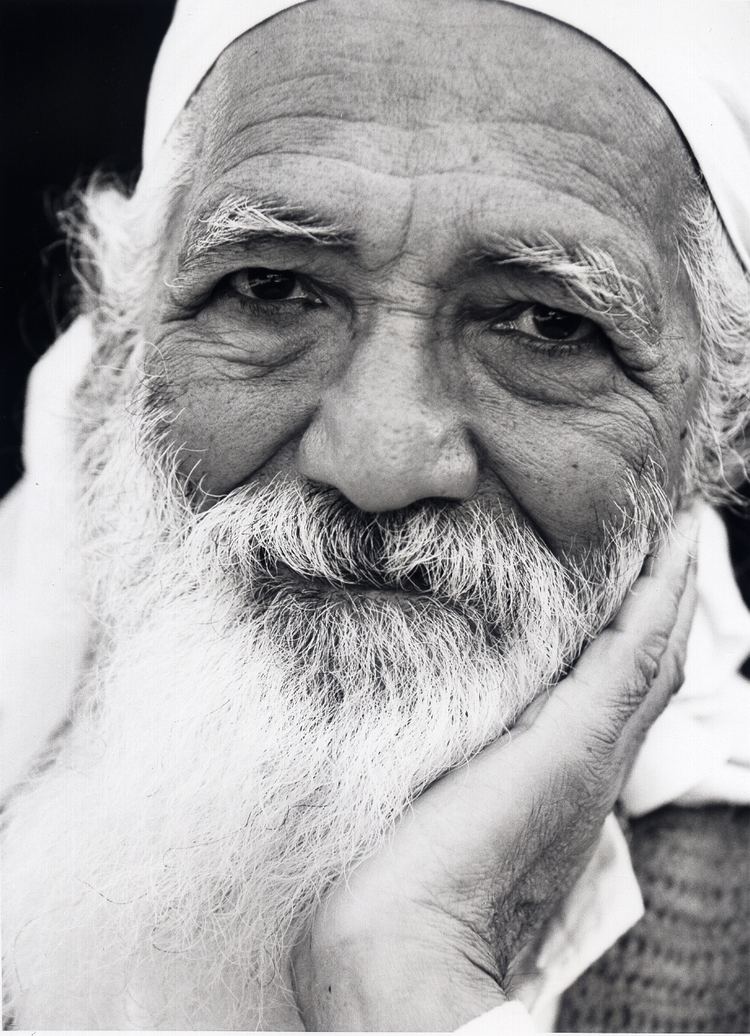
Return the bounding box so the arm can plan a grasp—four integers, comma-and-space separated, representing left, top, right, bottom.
179, 476, 578, 636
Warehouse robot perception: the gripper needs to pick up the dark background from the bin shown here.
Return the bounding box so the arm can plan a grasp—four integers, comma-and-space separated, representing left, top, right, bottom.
1, 0, 172, 496
2, 0, 748, 602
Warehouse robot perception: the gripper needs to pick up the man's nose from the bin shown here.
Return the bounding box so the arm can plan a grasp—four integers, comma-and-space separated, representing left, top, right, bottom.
297, 317, 478, 512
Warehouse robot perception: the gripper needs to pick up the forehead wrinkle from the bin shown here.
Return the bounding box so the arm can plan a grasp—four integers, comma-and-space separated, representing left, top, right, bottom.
474, 234, 661, 345
219, 0, 674, 132
212, 112, 651, 189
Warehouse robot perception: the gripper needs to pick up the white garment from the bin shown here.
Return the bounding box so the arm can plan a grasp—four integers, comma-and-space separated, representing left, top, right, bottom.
0, 319, 94, 795
622, 505, 750, 813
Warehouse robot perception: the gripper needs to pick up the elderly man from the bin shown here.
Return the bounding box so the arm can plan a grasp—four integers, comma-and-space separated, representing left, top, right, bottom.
2, 0, 749, 1030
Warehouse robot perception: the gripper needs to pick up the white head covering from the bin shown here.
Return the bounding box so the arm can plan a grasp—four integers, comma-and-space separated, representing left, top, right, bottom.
143, 0, 750, 272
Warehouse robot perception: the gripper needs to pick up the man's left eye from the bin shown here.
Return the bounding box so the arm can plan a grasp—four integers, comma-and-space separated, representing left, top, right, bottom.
228, 267, 317, 303
491, 304, 596, 343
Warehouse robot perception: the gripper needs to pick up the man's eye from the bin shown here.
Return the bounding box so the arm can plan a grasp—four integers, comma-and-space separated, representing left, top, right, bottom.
491, 304, 597, 343
228, 268, 316, 303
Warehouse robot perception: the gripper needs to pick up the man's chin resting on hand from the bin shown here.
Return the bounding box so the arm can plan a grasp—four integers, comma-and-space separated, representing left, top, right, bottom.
2, 0, 749, 1031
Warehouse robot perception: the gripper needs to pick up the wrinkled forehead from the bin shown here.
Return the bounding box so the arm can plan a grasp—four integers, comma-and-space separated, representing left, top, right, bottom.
175, 0, 695, 267
207, 0, 676, 127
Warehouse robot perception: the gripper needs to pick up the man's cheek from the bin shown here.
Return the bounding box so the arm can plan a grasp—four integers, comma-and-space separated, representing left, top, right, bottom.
658, 371, 703, 495
149, 358, 316, 496
144, 311, 354, 495
471, 397, 671, 551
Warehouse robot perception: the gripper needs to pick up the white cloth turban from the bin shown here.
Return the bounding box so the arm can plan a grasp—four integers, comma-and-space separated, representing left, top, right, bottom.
144, 0, 750, 272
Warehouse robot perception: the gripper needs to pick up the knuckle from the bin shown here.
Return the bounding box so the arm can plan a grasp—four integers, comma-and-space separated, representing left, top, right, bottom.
631, 638, 665, 688
658, 652, 686, 699
558, 740, 616, 816
607, 670, 649, 728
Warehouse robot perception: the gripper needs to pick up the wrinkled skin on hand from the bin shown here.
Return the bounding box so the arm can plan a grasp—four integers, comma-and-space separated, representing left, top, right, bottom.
292, 516, 697, 1031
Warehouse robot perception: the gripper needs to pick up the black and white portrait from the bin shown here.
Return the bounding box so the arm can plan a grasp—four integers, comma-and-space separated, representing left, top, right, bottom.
2, 1, 749, 1031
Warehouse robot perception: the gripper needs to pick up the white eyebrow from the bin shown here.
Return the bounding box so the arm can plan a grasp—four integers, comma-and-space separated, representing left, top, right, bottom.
475, 233, 658, 343
180, 202, 659, 342
182, 194, 351, 267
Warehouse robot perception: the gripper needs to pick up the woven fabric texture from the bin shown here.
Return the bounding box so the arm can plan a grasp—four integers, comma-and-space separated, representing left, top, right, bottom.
556, 805, 750, 1033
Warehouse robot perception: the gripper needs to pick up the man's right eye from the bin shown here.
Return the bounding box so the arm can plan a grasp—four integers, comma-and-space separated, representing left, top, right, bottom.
228, 267, 318, 304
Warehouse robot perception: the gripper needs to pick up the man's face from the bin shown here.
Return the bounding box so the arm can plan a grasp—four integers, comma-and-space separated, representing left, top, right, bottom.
144, 0, 699, 555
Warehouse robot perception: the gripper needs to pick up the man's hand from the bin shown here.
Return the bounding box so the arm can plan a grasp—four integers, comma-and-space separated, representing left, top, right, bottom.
292, 513, 698, 1031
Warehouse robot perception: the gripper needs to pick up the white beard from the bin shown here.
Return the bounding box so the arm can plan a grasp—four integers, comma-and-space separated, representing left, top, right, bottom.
2, 360, 670, 1029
